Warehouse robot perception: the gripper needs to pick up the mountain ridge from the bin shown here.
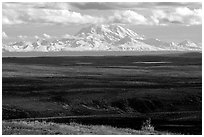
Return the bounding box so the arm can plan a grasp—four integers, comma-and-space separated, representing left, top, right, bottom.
2, 24, 202, 52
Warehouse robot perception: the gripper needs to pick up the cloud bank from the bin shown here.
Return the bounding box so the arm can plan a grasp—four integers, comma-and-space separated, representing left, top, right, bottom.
70, 2, 201, 10
2, 2, 202, 26
109, 10, 149, 25
151, 7, 202, 25
2, 32, 8, 39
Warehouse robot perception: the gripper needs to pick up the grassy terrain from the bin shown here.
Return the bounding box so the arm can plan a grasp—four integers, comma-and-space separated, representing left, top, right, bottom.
3, 120, 176, 135
2, 50, 196, 57
2, 52, 202, 134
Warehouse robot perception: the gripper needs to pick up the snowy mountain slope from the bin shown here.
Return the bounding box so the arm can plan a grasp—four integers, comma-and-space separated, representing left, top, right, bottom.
177, 40, 202, 51
2, 24, 202, 52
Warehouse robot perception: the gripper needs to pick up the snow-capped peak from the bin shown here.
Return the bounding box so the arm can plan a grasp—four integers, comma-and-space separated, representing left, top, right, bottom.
179, 40, 195, 45
76, 24, 144, 40
2, 24, 202, 52
178, 40, 199, 48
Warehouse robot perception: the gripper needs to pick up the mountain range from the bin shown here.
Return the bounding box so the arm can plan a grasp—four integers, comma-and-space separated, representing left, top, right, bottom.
2, 24, 202, 52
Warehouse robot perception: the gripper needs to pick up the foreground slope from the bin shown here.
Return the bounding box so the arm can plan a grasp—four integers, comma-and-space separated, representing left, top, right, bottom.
3, 120, 175, 135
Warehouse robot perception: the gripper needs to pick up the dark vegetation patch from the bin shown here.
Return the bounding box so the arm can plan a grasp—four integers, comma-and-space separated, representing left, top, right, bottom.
2, 52, 202, 67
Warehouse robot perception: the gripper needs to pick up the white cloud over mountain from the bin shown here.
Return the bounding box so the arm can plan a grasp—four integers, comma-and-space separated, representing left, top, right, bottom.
70, 2, 201, 10
18, 35, 28, 39
151, 7, 202, 25
2, 8, 104, 25
2, 2, 202, 26
109, 10, 149, 25
34, 35, 40, 39
43, 33, 51, 39
2, 32, 8, 39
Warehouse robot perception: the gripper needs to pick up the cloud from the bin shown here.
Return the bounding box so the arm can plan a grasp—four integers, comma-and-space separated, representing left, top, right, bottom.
176, 7, 197, 16
34, 9, 104, 24
43, 33, 51, 39
151, 7, 202, 25
156, 2, 201, 8
2, 10, 25, 25
62, 34, 73, 38
62, 34, 79, 39
18, 35, 27, 39
108, 10, 149, 25
3, 2, 72, 10
2, 2, 202, 26
34, 35, 40, 39
33, 2, 71, 10
71, 2, 201, 10
70, 2, 113, 10
2, 3, 104, 25
2, 32, 8, 39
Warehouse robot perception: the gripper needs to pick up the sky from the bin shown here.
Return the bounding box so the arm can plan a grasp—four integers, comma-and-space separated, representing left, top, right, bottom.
2, 2, 202, 43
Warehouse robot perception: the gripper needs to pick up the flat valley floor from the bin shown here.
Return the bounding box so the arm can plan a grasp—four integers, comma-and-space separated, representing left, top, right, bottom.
2, 52, 202, 134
